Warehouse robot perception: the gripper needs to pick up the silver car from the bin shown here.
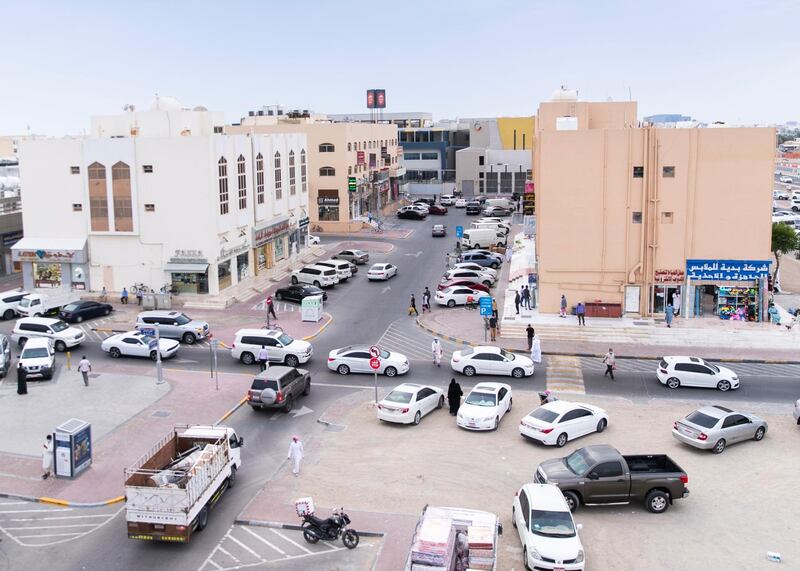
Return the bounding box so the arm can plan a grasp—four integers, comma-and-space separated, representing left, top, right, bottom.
135, 310, 209, 344
672, 405, 767, 454
333, 249, 369, 264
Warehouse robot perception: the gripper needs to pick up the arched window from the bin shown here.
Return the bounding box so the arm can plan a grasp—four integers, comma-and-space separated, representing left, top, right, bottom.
256, 153, 265, 204
347, 142, 352, 152
319, 166, 335, 176
111, 161, 133, 231
319, 143, 335, 153
218, 157, 229, 215
289, 150, 296, 195
300, 150, 307, 193
274, 152, 282, 199
88, 162, 109, 231
237, 154, 247, 209
348, 166, 352, 175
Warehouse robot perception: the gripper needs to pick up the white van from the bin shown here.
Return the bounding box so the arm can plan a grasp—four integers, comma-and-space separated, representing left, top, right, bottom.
485, 197, 515, 210
471, 221, 510, 235
461, 228, 507, 249
0, 289, 30, 320
315, 259, 352, 282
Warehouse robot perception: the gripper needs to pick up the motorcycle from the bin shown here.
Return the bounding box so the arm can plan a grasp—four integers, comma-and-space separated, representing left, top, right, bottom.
300, 506, 359, 549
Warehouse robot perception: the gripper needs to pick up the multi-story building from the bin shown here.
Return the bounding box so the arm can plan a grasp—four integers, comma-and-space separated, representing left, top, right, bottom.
398, 119, 470, 183
228, 108, 400, 232
0, 156, 22, 274
14, 97, 309, 297
534, 89, 775, 320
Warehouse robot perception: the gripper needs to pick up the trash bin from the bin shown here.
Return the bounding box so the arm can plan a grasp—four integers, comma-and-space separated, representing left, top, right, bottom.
143, 293, 172, 310
54, 418, 92, 479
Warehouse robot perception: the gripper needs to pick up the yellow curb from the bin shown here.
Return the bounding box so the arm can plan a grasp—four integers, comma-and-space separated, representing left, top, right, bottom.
217, 396, 248, 424
105, 496, 126, 505
39, 497, 70, 506
302, 313, 333, 341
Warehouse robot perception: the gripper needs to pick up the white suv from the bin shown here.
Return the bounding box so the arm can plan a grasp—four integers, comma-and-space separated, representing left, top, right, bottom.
314, 259, 352, 282
12, 317, 85, 352
231, 328, 313, 367
291, 264, 338, 288
440, 194, 455, 206
17, 337, 56, 380
0, 289, 30, 320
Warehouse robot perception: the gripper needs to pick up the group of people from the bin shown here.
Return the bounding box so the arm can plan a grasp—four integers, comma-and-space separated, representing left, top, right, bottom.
514, 286, 534, 314
409, 288, 433, 316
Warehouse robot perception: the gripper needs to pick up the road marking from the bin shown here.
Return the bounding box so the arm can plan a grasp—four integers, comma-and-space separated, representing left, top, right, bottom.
290, 405, 314, 418
381, 286, 391, 294
7, 514, 112, 522
546, 356, 585, 394
240, 525, 287, 556
226, 532, 264, 562
217, 545, 241, 564
0, 508, 74, 514
3, 523, 98, 530
15, 532, 84, 539
270, 528, 313, 554
204, 559, 223, 570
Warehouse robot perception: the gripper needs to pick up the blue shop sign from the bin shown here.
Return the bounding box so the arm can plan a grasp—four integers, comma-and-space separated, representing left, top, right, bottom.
686, 259, 771, 282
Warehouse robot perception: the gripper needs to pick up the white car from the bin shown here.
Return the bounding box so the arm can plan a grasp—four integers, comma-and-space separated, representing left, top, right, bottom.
780, 176, 793, 183
440, 195, 456, 206
232, 328, 312, 367
435, 286, 490, 307
412, 202, 430, 212
657, 356, 739, 391
367, 263, 398, 280
513, 483, 585, 571
308, 234, 321, 245
377, 383, 444, 425
328, 345, 409, 377
454, 198, 468, 208
17, 337, 55, 380
451, 346, 535, 378
457, 382, 512, 430
101, 331, 180, 360
291, 264, 339, 288
12, 317, 85, 352
451, 262, 498, 279
520, 401, 609, 448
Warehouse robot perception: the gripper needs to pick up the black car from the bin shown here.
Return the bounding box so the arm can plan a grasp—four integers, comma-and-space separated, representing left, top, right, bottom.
58, 300, 113, 323
466, 201, 482, 215
274, 284, 328, 303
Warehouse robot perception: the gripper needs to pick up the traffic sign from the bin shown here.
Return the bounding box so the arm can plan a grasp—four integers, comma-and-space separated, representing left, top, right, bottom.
148, 339, 159, 350
369, 357, 381, 370
456, 225, 463, 238
479, 297, 494, 316
139, 327, 156, 337
369, 345, 380, 358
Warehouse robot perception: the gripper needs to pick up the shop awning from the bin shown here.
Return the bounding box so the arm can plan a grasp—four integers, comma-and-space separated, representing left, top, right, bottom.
11, 237, 87, 251
164, 262, 209, 272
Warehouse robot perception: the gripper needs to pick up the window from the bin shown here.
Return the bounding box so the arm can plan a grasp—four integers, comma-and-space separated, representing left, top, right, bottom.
70, 166, 80, 174
256, 153, 265, 204
633, 166, 644, 178
404, 152, 421, 160
237, 154, 247, 209
144, 204, 155, 212
111, 162, 133, 231
142, 165, 153, 173
593, 462, 623, 478
519, 491, 530, 528
319, 143, 335, 153
347, 142, 351, 152
479, 155, 484, 166
300, 150, 307, 192
663, 166, 675, 178
218, 157, 229, 215
661, 211, 674, 224
320, 166, 336, 176
318, 189, 339, 221
289, 150, 296, 195
88, 162, 109, 231
632, 212, 642, 223
348, 166, 352, 175
479, 172, 484, 179
421, 152, 438, 160
721, 415, 744, 429
72, 203, 82, 211
274, 152, 282, 199
213, 126, 223, 134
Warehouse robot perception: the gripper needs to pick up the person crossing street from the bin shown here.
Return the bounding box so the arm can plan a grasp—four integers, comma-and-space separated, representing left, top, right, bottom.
431, 337, 443, 367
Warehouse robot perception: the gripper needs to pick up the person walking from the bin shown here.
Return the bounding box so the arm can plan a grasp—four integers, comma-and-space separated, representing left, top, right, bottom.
266, 296, 277, 322
447, 378, 463, 415
514, 290, 521, 315
665, 303, 674, 328
422, 287, 432, 313
257, 345, 269, 372
77, 356, 92, 387
576, 302, 586, 326
409, 294, 419, 316
673, 292, 681, 316
136, 288, 143, 306
526, 286, 535, 310
530, 335, 542, 368
489, 315, 498, 341
42, 435, 54, 479
121, 287, 129, 304
560, 294, 568, 318
287, 436, 304, 476
100, 286, 108, 302
431, 337, 443, 367
520, 287, 529, 311
526, 324, 535, 350
602, 348, 616, 380
16, 363, 28, 395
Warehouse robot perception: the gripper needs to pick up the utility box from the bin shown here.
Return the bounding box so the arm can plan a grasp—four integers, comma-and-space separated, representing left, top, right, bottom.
54, 418, 92, 479
143, 293, 172, 310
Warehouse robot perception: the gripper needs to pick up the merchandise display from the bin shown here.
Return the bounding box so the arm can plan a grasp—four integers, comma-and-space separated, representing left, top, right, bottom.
717, 286, 758, 320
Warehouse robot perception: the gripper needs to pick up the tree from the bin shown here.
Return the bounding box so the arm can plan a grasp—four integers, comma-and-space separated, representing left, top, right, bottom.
771, 222, 798, 283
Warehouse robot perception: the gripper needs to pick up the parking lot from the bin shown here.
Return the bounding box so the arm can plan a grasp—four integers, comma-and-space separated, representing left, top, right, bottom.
274, 388, 797, 570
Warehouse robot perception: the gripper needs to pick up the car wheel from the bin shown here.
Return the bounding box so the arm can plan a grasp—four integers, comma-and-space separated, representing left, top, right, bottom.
283, 397, 294, 413
150, 351, 158, 361
228, 465, 237, 488
473, 243, 481, 249
490, 262, 499, 269
291, 276, 299, 285
17, 337, 27, 348
512, 506, 517, 528
508, 397, 512, 411
437, 395, 444, 409
104, 308, 111, 316
196, 506, 209, 531
712, 439, 726, 454
447, 299, 455, 308
645, 490, 670, 513
275, 292, 283, 300
666, 377, 680, 389
563, 491, 580, 512
2, 309, 14, 320
493, 416, 499, 430
511, 367, 524, 378
596, 418, 607, 433
241, 352, 255, 365
556, 432, 568, 448
75, 316, 83, 323
313, 280, 321, 287
385, 366, 397, 377
483, 281, 492, 288
337, 364, 350, 375
496, 242, 504, 248
523, 547, 532, 571
462, 365, 476, 377
303, 381, 311, 396
54, 341, 66, 353
413, 411, 422, 425
754, 426, 766, 441
285, 355, 300, 368
182, 332, 196, 345
717, 380, 731, 392
109, 347, 122, 358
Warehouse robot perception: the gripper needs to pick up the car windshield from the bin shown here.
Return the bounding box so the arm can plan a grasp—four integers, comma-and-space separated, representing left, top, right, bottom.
460, 347, 475, 356
499, 348, 514, 361
175, 314, 192, 325
136, 335, 154, 344
531, 510, 576, 537
278, 333, 294, 345
530, 408, 559, 423
565, 449, 592, 475
62, 303, 79, 312
685, 411, 719, 428
465, 392, 496, 407
385, 390, 413, 404
51, 321, 69, 332
701, 360, 720, 373
22, 347, 50, 359
380, 350, 391, 359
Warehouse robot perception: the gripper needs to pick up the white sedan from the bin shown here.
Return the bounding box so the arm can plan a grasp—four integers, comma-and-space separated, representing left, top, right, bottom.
451, 262, 498, 278
519, 400, 609, 448
451, 346, 535, 378
454, 199, 468, 208
327, 345, 409, 377
657, 355, 739, 391
101, 331, 180, 360
367, 263, 398, 280
780, 176, 793, 183
377, 383, 444, 425
457, 382, 512, 431
436, 286, 490, 307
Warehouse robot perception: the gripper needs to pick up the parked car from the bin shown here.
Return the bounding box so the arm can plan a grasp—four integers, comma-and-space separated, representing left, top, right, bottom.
291, 264, 338, 288
247, 366, 310, 413
412, 202, 431, 213
327, 345, 409, 377
435, 286, 490, 307
0, 288, 30, 320
440, 194, 456, 206
412, 197, 436, 206
454, 198, 468, 208
452, 262, 497, 278
436, 279, 491, 293
58, 300, 114, 323
231, 328, 312, 367
334, 249, 369, 264
308, 235, 321, 245
472, 221, 510, 235
377, 383, 444, 425
367, 263, 398, 281
657, 356, 739, 391
428, 204, 448, 215
274, 284, 327, 303
0, 334, 10, 378
513, 483, 585, 571
16, 337, 55, 380
534, 445, 690, 513
482, 206, 512, 217
101, 330, 180, 360
16, 292, 81, 318
461, 228, 506, 249
135, 310, 209, 345
465, 201, 482, 214
457, 382, 513, 431
314, 259, 352, 282
12, 317, 85, 352
461, 251, 502, 269
442, 269, 495, 287
794, 398, 800, 425
431, 224, 447, 237
451, 346, 534, 378
780, 175, 793, 183
520, 401, 609, 448
774, 191, 791, 200
672, 404, 767, 454
398, 206, 427, 220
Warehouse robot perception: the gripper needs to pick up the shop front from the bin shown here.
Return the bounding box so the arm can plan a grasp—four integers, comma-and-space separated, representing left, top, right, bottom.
292, 215, 309, 254
252, 216, 291, 276
652, 269, 685, 315
217, 240, 250, 292
164, 249, 209, 294
684, 259, 771, 321
12, 238, 89, 291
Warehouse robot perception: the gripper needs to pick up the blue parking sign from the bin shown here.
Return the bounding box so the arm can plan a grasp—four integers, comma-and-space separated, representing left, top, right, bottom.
456, 225, 463, 238
479, 297, 493, 316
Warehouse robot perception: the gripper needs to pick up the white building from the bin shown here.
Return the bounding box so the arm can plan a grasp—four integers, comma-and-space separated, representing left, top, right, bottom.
14, 97, 310, 296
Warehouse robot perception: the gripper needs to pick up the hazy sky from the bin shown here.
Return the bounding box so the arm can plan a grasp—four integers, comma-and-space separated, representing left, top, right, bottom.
2, 0, 797, 135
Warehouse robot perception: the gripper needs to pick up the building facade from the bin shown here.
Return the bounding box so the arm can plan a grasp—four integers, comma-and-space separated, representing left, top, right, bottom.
534, 92, 775, 320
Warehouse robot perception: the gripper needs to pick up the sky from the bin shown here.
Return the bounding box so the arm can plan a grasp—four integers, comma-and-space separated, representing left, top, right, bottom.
2, 0, 798, 135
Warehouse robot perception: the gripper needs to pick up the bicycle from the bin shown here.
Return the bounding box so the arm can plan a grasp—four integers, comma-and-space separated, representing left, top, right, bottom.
130, 283, 151, 294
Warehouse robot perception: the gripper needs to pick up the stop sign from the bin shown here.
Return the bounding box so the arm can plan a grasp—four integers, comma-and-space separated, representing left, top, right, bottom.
369, 357, 381, 370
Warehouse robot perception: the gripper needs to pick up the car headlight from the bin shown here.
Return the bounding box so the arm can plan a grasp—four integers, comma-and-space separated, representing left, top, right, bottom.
529, 546, 542, 560
575, 549, 585, 563
457, 412, 463, 419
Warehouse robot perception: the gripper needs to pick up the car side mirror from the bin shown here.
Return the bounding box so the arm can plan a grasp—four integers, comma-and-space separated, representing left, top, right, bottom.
497, 523, 503, 536
576, 523, 583, 531
238, 437, 244, 447
587, 472, 599, 480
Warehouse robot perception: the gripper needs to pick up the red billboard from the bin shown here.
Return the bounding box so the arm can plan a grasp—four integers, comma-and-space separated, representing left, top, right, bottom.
366, 89, 386, 109
366, 90, 375, 109
357, 151, 365, 165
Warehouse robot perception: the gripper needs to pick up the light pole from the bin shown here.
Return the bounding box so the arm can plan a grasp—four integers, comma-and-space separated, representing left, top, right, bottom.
154, 325, 164, 385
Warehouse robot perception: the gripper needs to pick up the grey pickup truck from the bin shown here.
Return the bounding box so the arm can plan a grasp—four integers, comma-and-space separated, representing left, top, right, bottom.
534, 444, 689, 514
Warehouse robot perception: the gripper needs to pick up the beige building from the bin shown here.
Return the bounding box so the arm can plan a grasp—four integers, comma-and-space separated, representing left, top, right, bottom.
535, 91, 775, 320
228, 111, 401, 232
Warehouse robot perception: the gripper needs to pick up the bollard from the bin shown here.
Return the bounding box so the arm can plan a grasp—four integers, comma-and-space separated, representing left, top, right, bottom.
66, 351, 72, 371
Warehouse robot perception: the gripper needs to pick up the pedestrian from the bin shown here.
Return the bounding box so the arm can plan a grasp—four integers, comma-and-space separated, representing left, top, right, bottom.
530, 335, 542, 366
515, 291, 521, 315
576, 302, 586, 326
121, 287, 129, 304
100, 286, 108, 302
447, 378, 463, 415
520, 287, 529, 311
526, 324, 535, 350
431, 337, 443, 366
560, 294, 568, 317
257, 345, 269, 372
505, 245, 513, 263
673, 291, 681, 316
422, 287, 432, 313
77, 356, 92, 386
266, 296, 277, 321
42, 435, 54, 479
526, 286, 534, 310
136, 288, 143, 306
287, 436, 304, 476
489, 315, 497, 341
665, 303, 674, 328
16, 363, 28, 395
408, 294, 419, 316
768, 303, 780, 325
602, 348, 616, 380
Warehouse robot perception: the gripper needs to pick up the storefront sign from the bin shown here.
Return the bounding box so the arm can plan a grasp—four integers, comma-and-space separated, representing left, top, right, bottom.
298, 216, 309, 229
654, 269, 685, 283
317, 196, 340, 206
357, 151, 365, 165
252, 217, 290, 248
169, 249, 207, 263
686, 259, 771, 282
13, 248, 87, 264
218, 241, 250, 261
348, 177, 357, 192
2, 231, 23, 247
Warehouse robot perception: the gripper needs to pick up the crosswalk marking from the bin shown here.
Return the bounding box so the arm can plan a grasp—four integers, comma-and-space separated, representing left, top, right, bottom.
378, 320, 466, 362
546, 356, 585, 395
579, 357, 800, 378
240, 525, 287, 556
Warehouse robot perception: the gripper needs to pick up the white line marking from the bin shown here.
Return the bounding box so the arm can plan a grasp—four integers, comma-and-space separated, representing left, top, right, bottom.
15, 532, 83, 539
7, 514, 113, 522
204, 559, 223, 570
226, 532, 264, 562
0, 508, 73, 514
240, 525, 287, 556
3, 523, 99, 530
0, 502, 30, 506
270, 528, 313, 554
217, 545, 241, 564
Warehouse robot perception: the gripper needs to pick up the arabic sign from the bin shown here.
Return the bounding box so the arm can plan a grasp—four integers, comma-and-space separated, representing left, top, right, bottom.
357, 151, 365, 165
252, 217, 290, 248
13, 248, 87, 264
686, 259, 771, 282
654, 269, 685, 283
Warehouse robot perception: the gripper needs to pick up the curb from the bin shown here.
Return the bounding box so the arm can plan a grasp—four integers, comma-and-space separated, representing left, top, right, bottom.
0, 491, 125, 508
414, 318, 800, 365
302, 313, 333, 341
216, 396, 249, 425
234, 517, 384, 538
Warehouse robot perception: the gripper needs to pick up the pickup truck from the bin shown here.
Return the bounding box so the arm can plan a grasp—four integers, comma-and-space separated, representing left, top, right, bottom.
534, 444, 689, 514
16, 291, 81, 318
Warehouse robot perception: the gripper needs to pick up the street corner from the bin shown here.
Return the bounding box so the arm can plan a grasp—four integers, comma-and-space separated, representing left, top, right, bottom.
315, 389, 373, 430
415, 308, 485, 346
335, 240, 396, 255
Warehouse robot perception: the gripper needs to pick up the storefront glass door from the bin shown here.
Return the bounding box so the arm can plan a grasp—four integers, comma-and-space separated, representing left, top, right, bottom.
652, 285, 679, 314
